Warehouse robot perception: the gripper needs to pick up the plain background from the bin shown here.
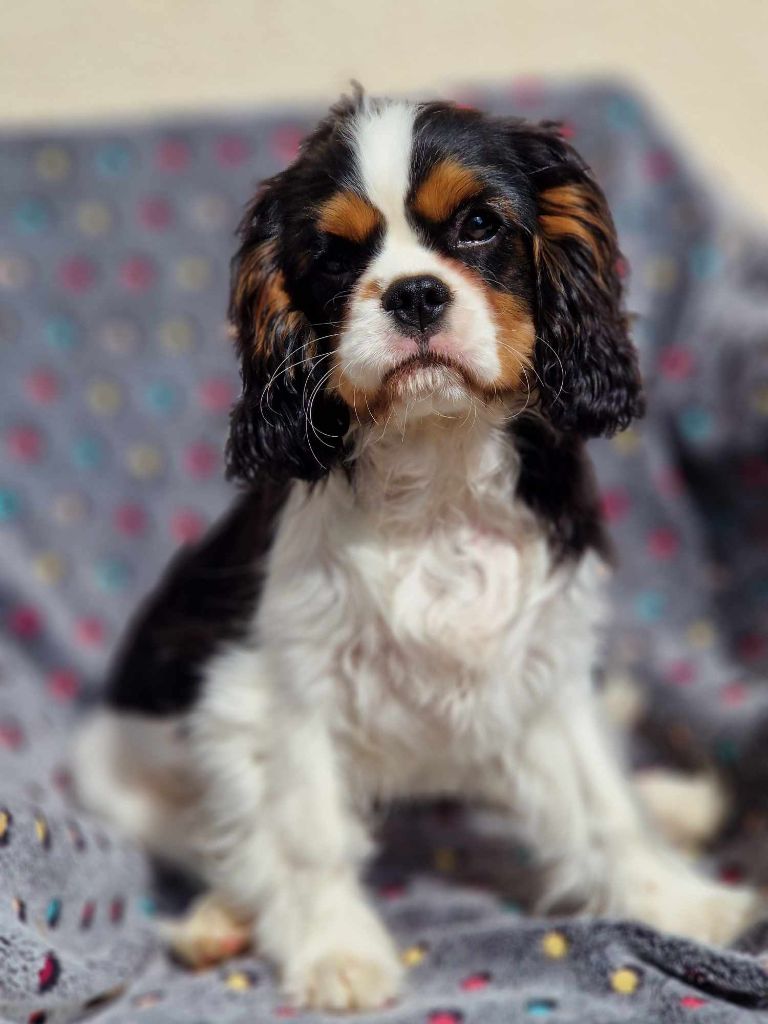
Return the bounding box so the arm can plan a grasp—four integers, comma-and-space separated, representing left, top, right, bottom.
1, 0, 767, 217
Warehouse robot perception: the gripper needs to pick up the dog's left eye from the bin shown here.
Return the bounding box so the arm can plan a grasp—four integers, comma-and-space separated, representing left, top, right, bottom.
458, 208, 500, 245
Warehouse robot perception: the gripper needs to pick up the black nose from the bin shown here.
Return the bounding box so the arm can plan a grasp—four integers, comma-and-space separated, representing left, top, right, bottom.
381, 275, 451, 333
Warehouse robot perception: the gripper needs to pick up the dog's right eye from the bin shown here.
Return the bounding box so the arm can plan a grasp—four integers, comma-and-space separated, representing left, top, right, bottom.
319, 239, 358, 278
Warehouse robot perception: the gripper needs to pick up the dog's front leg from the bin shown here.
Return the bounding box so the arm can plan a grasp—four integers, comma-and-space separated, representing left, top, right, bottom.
506, 688, 760, 945
190, 659, 402, 1012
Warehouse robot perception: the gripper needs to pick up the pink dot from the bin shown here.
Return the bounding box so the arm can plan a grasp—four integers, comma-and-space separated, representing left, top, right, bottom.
119, 256, 155, 291
76, 616, 105, 648
215, 134, 249, 167
58, 255, 96, 293
8, 605, 42, 638
722, 681, 747, 707
170, 509, 205, 544
460, 973, 490, 992
25, 369, 59, 404
600, 487, 630, 523
719, 863, 745, 885
659, 346, 694, 380
738, 632, 767, 663
644, 148, 676, 182
511, 76, 546, 107
270, 126, 304, 165
274, 1008, 298, 1019
740, 457, 768, 488
114, 502, 147, 536
7, 425, 43, 462
156, 138, 190, 172
48, 669, 80, 701
680, 995, 707, 1009
183, 442, 218, 479
0, 719, 25, 750
428, 1013, 462, 1024
655, 467, 685, 498
665, 659, 696, 686
648, 526, 679, 560
615, 256, 630, 279
198, 376, 235, 412
558, 121, 576, 140
138, 196, 173, 231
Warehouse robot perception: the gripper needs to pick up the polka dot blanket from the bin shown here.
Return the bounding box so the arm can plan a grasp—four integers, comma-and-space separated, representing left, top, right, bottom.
1, 80, 768, 1022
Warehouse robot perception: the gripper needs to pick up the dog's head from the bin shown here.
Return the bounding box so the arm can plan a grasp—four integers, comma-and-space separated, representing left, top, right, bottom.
227, 92, 643, 482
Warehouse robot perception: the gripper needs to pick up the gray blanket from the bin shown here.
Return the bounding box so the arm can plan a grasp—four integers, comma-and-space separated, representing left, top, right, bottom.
1, 80, 768, 1022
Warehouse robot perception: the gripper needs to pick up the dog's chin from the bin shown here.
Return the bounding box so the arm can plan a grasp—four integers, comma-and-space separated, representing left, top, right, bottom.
383, 356, 475, 418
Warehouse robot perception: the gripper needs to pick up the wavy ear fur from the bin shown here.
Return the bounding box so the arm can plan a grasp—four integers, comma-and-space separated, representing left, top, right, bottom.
515, 123, 644, 436
226, 185, 349, 484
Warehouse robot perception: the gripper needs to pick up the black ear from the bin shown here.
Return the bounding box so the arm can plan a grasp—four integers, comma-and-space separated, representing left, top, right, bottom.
226, 184, 349, 484
515, 123, 644, 437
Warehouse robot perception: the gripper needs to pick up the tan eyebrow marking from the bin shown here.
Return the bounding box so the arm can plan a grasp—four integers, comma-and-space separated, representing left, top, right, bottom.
317, 191, 382, 243
412, 159, 484, 222
538, 183, 609, 273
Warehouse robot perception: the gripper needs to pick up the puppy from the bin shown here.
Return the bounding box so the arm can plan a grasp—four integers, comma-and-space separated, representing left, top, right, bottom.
73, 93, 761, 1012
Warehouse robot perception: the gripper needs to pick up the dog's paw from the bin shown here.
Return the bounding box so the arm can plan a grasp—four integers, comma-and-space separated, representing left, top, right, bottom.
286, 942, 403, 1012
161, 892, 252, 968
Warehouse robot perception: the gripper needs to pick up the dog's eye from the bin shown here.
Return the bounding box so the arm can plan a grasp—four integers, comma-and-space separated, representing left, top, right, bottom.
458, 208, 500, 245
319, 240, 357, 278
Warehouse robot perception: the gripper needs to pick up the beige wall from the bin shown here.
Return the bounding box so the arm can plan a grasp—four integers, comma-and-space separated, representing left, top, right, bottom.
2, 0, 767, 215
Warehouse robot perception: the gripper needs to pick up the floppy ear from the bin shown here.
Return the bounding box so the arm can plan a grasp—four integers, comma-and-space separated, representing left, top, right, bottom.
516, 124, 644, 437
226, 185, 349, 484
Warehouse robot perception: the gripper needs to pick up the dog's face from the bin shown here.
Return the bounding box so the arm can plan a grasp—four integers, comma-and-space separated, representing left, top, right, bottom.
228, 95, 643, 482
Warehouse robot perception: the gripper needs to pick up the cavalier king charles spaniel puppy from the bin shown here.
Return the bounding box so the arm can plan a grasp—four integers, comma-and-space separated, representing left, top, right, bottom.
74, 92, 761, 1012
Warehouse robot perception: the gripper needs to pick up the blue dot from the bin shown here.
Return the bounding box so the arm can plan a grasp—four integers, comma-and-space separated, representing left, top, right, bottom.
144, 380, 179, 415
45, 314, 78, 352
605, 95, 642, 132
138, 895, 157, 917
0, 488, 20, 522
689, 244, 723, 280
96, 141, 134, 177
527, 999, 556, 1017
679, 406, 714, 443
94, 556, 130, 592
45, 898, 62, 927
72, 435, 105, 470
634, 590, 667, 623
14, 197, 51, 234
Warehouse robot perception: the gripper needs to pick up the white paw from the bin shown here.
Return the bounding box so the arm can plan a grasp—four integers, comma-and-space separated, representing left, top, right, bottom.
161, 892, 252, 968
287, 948, 402, 1012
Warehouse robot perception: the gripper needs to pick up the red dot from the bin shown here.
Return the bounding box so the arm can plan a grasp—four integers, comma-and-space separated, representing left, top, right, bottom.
270, 126, 304, 165
644, 148, 676, 181
719, 863, 745, 885
428, 1013, 462, 1024
740, 457, 768, 488
114, 502, 147, 536
7, 425, 43, 462
666, 660, 696, 686
648, 527, 679, 560
460, 972, 490, 992
156, 138, 190, 172
659, 346, 694, 380
119, 256, 155, 291
8, 605, 42, 638
215, 134, 249, 167
600, 488, 631, 523
138, 196, 173, 231
680, 995, 707, 1009
198, 376, 234, 412
274, 1008, 298, 1019
183, 442, 218, 478
76, 616, 105, 648
511, 76, 546, 107
721, 681, 747, 707
655, 467, 685, 498
738, 632, 767, 663
25, 369, 59, 404
48, 669, 80, 702
558, 121, 576, 140
379, 882, 406, 900
615, 256, 630, 279
170, 509, 205, 544
0, 719, 25, 750
58, 256, 96, 293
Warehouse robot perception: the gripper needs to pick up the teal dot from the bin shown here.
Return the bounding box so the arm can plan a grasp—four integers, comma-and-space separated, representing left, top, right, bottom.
45, 314, 78, 352
45, 898, 62, 926
634, 590, 666, 623
138, 895, 157, 917
72, 435, 105, 470
605, 95, 642, 131
96, 141, 134, 177
679, 407, 714, 443
503, 899, 521, 914
689, 244, 723, 280
527, 999, 556, 1016
144, 380, 179, 415
14, 197, 51, 234
0, 488, 20, 522
715, 738, 739, 765
94, 556, 130, 592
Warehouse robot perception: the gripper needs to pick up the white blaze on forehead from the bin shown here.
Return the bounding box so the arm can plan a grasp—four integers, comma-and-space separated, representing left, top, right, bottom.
352, 100, 416, 238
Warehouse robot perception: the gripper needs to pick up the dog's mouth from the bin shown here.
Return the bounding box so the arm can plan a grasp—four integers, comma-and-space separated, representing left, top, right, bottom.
382, 353, 473, 403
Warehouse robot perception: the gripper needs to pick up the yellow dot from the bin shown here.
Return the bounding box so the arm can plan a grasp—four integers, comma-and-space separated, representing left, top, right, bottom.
613, 428, 640, 455
402, 944, 427, 967
687, 619, 715, 649
160, 317, 195, 353
35, 145, 72, 181
34, 815, 49, 845
434, 847, 457, 874
541, 931, 569, 959
611, 967, 639, 995
34, 552, 65, 585
752, 385, 768, 416
77, 200, 112, 237
127, 443, 163, 479
88, 379, 122, 415
643, 256, 678, 292
225, 971, 251, 991
176, 257, 211, 291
